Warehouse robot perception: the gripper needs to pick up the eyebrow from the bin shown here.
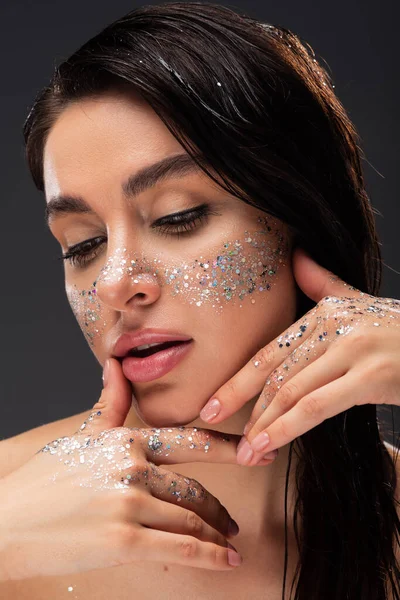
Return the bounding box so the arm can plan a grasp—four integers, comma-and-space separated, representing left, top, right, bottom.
44, 152, 203, 227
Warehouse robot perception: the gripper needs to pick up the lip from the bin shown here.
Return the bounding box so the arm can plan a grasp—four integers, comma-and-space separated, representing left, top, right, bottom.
121, 339, 194, 383
112, 328, 193, 359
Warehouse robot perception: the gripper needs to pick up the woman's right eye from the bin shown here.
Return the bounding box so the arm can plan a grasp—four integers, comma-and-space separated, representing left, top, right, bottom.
60, 202, 218, 269
60, 236, 106, 268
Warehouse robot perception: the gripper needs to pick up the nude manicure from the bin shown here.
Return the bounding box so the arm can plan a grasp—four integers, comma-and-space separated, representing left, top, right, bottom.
251, 432, 270, 452
200, 398, 221, 422
227, 546, 242, 566
236, 440, 254, 464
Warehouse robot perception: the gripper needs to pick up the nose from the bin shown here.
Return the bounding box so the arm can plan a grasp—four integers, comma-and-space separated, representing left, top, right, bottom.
94, 253, 162, 312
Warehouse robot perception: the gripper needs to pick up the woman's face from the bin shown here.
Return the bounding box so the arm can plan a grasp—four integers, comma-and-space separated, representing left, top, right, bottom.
43, 90, 297, 427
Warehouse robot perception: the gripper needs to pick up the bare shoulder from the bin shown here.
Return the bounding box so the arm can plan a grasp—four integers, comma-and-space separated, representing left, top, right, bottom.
0, 409, 93, 478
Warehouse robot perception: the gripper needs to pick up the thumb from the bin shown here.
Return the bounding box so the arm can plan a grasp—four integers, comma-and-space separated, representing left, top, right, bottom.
75, 358, 134, 436
292, 246, 360, 303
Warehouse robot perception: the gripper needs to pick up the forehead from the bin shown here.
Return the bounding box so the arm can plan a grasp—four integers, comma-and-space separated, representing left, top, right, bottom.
43, 91, 185, 201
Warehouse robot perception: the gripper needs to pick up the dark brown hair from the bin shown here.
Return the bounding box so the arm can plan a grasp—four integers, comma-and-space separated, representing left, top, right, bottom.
22, 3, 399, 597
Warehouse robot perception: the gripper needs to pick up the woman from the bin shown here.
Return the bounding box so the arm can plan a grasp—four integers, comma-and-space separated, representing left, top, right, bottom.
0, 2, 399, 598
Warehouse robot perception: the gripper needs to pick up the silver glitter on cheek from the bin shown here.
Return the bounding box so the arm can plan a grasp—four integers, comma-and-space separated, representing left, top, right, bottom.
66, 216, 289, 346
67, 281, 106, 348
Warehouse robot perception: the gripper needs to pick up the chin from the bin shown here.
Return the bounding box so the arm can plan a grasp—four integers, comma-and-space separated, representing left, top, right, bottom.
133, 399, 200, 429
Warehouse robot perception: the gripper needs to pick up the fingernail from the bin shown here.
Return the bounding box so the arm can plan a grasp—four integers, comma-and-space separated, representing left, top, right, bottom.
251, 432, 270, 453
102, 359, 110, 387
227, 546, 242, 566
200, 398, 221, 422
236, 440, 254, 465
228, 518, 240, 536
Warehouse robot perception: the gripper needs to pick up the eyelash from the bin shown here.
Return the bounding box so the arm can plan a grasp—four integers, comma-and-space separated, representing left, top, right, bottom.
60, 203, 218, 269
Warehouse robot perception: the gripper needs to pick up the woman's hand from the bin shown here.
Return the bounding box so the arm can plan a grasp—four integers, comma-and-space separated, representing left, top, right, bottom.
0, 359, 249, 582
200, 247, 400, 466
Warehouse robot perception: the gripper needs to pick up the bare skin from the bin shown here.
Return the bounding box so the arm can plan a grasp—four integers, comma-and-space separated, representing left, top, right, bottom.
1, 89, 397, 598
43, 88, 300, 573
0, 410, 397, 599
0, 413, 299, 600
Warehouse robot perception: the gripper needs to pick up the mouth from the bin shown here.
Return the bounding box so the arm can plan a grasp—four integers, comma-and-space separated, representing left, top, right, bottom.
119, 339, 194, 383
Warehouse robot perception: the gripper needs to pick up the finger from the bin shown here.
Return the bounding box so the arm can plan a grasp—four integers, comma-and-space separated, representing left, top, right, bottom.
136, 528, 242, 570
74, 358, 133, 436
138, 494, 232, 548
199, 315, 318, 425
292, 247, 362, 303
130, 462, 238, 539
131, 427, 242, 467
244, 335, 347, 438
249, 371, 358, 459
243, 329, 330, 436
241, 346, 348, 465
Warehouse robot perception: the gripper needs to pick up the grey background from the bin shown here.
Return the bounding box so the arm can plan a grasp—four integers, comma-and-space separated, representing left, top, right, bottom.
0, 0, 399, 443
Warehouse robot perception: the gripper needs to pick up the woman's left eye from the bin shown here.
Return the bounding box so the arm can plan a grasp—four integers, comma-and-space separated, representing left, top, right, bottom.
152, 203, 216, 238
60, 203, 219, 269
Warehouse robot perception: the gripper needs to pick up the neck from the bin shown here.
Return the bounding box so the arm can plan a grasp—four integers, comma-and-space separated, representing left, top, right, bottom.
124, 398, 298, 548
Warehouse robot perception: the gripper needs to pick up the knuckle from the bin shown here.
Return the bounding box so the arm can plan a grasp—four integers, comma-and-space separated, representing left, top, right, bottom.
277, 417, 291, 439
179, 536, 198, 559
347, 331, 370, 353
276, 381, 299, 411
109, 522, 139, 551
131, 458, 149, 474
319, 294, 339, 307
128, 491, 146, 513
185, 511, 203, 536
91, 397, 107, 412
112, 492, 143, 522
223, 378, 240, 403
255, 344, 274, 368
301, 394, 323, 418
212, 544, 225, 566
191, 430, 211, 447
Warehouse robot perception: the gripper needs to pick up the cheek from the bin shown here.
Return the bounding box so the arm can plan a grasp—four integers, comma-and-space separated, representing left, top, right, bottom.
224, 263, 297, 356
156, 216, 290, 311
133, 266, 297, 428
66, 281, 106, 349
64, 215, 293, 358
195, 259, 298, 388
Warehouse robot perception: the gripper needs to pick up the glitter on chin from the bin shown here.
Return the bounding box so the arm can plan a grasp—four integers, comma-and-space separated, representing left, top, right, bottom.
66, 215, 289, 347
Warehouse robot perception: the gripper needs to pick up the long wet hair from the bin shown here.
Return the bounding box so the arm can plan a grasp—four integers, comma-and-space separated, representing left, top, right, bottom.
22, 2, 399, 597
